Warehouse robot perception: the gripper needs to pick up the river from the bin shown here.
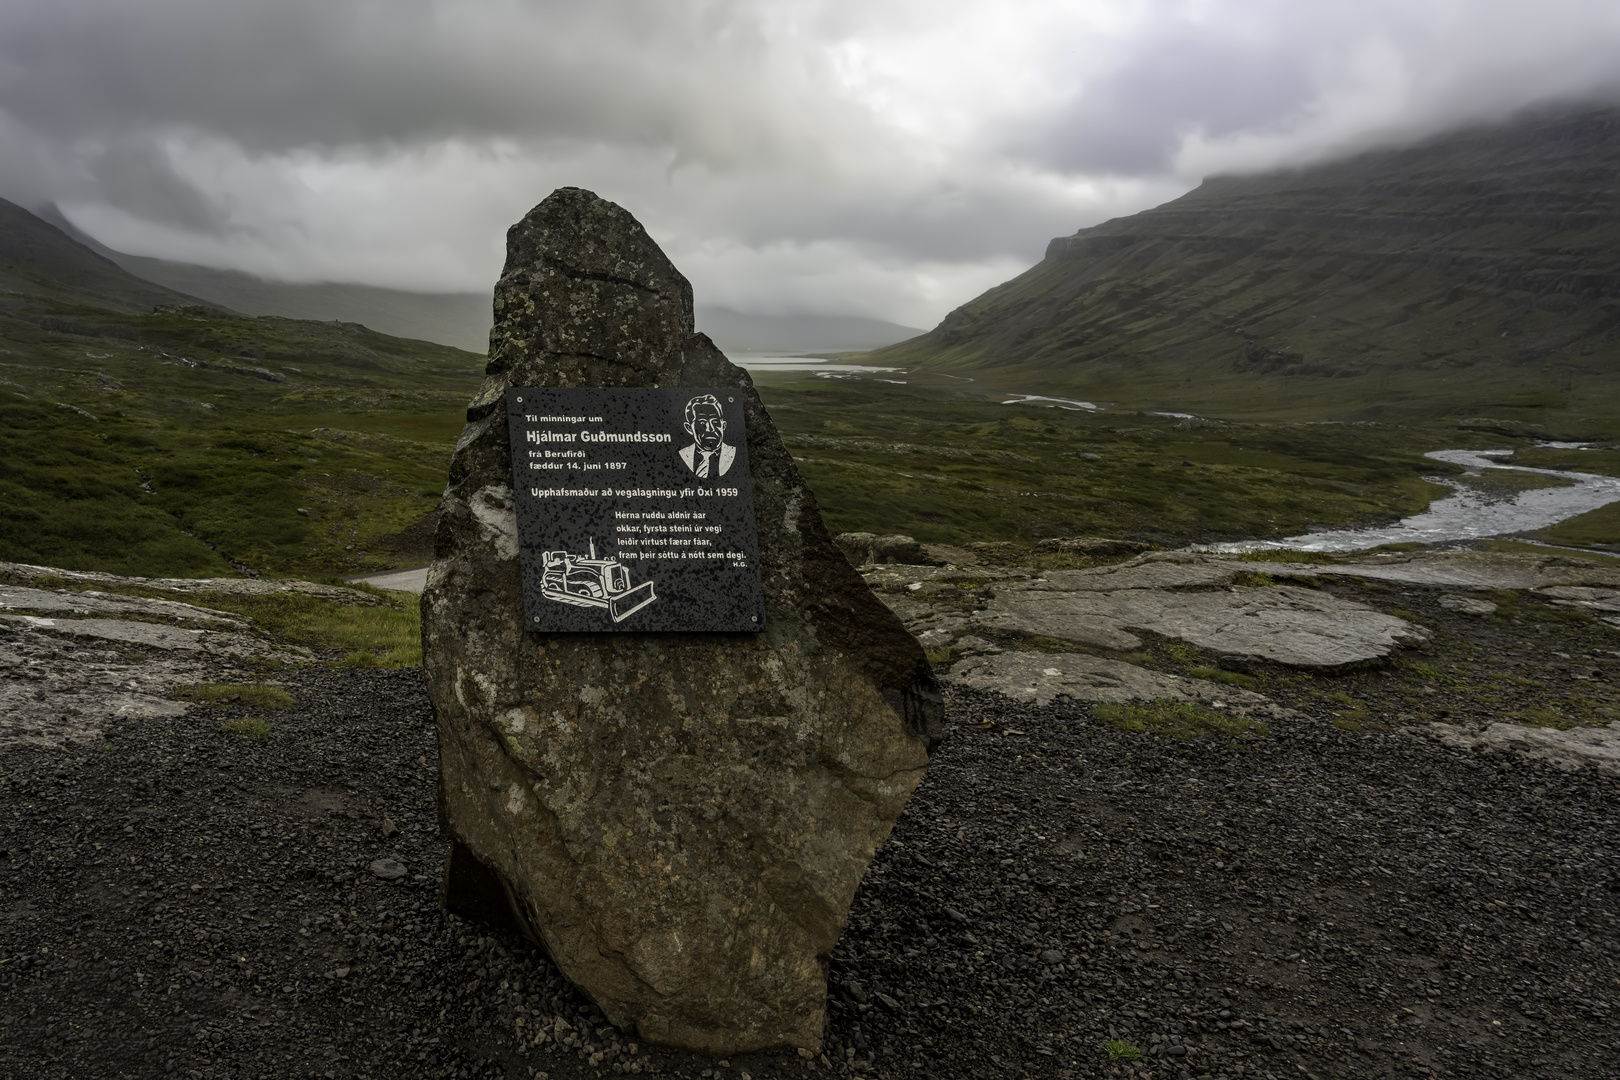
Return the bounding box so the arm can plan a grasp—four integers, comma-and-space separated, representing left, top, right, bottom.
1206, 449, 1620, 554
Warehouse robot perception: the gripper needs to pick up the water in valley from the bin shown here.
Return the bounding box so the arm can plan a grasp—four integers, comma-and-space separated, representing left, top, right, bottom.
1207, 448, 1620, 554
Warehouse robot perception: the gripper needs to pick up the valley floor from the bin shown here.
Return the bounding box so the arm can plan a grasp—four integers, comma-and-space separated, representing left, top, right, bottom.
1, 559, 1619, 1080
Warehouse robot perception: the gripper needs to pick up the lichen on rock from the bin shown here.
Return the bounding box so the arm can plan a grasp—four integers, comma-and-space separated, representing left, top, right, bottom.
421, 188, 941, 1055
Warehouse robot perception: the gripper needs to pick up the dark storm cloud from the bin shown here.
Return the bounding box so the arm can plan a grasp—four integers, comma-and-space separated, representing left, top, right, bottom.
2, 0, 1618, 323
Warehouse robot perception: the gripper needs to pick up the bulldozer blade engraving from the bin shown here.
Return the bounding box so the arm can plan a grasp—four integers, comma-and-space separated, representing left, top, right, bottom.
607, 581, 658, 623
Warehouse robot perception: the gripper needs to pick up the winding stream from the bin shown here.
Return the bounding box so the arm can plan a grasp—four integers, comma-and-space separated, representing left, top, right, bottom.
1208, 449, 1620, 553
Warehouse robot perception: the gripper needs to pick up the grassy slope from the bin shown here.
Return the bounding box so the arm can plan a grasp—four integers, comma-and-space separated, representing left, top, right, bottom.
0, 293, 484, 578
866, 107, 1620, 436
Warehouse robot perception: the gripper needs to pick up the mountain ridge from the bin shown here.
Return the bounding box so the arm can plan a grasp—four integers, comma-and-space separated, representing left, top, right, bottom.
870, 104, 1620, 430
39, 207, 924, 355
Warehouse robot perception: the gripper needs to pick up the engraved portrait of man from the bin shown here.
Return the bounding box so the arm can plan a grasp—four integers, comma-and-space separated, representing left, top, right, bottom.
676, 393, 735, 478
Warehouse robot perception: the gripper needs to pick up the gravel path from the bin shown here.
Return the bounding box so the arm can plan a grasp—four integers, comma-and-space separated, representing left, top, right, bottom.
2, 663, 1617, 1079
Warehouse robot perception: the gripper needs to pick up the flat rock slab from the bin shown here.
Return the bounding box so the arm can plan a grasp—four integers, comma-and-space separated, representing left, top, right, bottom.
1236, 550, 1620, 591
0, 561, 383, 605
1425, 721, 1620, 776
0, 614, 286, 656
0, 585, 251, 627
945, 650, 1287, 716
867, 553, 1430, 668
960, 584, 1426, 668
0, 572, 312, 750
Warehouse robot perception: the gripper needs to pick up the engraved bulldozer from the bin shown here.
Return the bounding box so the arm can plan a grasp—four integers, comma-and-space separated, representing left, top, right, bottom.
539, 540, 658, 623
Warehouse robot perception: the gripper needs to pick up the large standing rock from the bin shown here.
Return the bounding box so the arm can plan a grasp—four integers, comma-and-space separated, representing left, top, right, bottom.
421, 188, 941, 1055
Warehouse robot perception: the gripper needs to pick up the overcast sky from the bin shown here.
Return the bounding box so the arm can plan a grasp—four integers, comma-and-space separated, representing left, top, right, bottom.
3, 0, 1618, 327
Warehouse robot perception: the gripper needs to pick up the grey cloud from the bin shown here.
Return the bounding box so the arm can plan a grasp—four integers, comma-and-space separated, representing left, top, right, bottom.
4, 0, 1620, 325
1011, 32, 1314, 174
0, 1, 822, 161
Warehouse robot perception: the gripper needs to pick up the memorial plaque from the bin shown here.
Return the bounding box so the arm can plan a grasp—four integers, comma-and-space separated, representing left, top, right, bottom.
506, 386, 766, 632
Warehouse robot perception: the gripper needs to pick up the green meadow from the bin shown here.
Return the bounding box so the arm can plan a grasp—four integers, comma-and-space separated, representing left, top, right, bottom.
3, 296, 1614, 583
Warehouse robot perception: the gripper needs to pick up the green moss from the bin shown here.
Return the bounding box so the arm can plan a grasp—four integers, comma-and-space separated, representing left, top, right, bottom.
1231, 549, 1344, 564
1092, 698, 1270, 739
171, 683, 294, 709
219, 718, 275, 739
1161, 642, 1204, 665
1187, 666, 1260, 689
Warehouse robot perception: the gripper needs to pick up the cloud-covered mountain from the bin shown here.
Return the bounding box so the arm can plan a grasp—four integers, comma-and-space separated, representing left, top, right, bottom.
870, 106, 1620, 429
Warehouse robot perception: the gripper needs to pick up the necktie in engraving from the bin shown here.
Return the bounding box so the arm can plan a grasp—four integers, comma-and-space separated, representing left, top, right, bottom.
697, 452, 711, 478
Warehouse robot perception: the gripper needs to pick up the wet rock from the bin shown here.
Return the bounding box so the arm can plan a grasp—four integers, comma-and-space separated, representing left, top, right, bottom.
421, 187, 940, 1056
835, 533, 935, 567
945, 651, 1288, 716
978, 583, 1427, 668
871, 554, 1427, 668
0, 584, 250, 628
0, 576, 311, 750
1241, 549, 1620, 591
1438, 595, 1499, 615
1423, 720, 1620, 775
0, 560, 384, 604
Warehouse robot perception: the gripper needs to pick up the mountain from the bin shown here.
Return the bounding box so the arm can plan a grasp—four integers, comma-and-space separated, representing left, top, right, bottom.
0, 197, 209, 313
44, 209, 923, 356
870, 105, 1620, 430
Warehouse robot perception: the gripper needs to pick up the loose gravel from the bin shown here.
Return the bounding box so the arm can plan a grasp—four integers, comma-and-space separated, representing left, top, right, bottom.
3, 656, 1618, 1079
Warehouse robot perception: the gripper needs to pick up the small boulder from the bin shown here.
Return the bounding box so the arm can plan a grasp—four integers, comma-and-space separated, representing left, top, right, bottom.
834, 532, 934, 566
370, 858, 407, 880
1438, 595, 1498, 616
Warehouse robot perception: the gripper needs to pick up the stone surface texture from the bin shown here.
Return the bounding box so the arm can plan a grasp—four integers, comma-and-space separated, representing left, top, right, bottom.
0, 573, 312, 750
420, 188, 940, 1056
946, 650, 1290, 717
1424, 720, 1620, 775
866, 555, 1430, 670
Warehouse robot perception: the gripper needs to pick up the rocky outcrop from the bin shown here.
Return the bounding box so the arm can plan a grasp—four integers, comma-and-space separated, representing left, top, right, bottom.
0, 572, 313, 750
420, 188, 941, 1056
833, 532, 934, 567
867, 554, 1429, 670
1424, 721, 1620, 776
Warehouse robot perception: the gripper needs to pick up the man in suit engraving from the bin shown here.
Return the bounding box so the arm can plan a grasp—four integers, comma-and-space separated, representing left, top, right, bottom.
677, 393, 735, 478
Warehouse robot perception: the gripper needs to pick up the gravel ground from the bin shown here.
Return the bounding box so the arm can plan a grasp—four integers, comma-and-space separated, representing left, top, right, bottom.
3, 607, 1619, 1080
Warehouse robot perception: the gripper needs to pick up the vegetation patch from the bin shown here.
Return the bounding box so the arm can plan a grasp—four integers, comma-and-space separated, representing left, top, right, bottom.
219, 717, 275, 739
1092, 699, 1270, 739
1230, 549, 1344, 565
137, 586, 422, 668
1160, 641, 1205, 665
1187, 666, 1260, 690
171, 683, 294, 709
1103, 1040, 1143, 1062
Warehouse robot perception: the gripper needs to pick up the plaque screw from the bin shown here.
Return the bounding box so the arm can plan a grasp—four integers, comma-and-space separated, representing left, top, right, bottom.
516, 397, 523, 402
751, 616, 758, 622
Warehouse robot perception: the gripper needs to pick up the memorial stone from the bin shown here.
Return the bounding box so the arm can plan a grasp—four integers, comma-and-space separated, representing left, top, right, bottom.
422, 187, 943, 1055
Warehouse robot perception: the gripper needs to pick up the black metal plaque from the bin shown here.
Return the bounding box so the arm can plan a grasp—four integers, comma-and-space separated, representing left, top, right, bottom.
506, 387, 766, 632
